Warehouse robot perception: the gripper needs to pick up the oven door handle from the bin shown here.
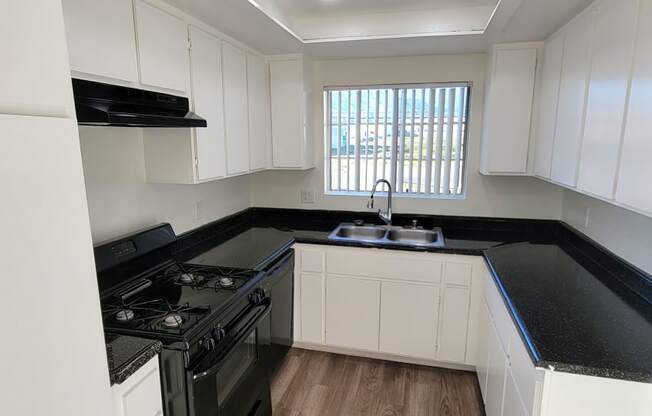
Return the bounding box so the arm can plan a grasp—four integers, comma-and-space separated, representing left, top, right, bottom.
191, 298, 271, 381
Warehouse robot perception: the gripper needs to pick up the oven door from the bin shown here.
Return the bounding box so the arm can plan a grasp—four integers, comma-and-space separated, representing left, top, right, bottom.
187, 298, 272, 416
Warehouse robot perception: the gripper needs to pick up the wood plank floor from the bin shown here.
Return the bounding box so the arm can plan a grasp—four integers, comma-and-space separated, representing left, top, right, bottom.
271, 348, 485, 416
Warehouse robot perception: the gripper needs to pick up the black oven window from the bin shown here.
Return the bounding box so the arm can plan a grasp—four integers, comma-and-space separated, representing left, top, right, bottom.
217, 329, 258, 404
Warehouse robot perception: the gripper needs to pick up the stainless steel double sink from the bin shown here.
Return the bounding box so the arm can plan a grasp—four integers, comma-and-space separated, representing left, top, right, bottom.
328, 223, 445, 248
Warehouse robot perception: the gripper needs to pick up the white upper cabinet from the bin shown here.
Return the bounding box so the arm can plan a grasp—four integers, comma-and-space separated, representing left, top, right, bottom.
62, 0, 139, 83
533, 32, 565, 179
1, 1, 74, 118
616, 0, 652, 213
550, 8, 595, 187
190, 26, 226, 181
480, 43, 540, 175
577, 0, 639, 199
134, 0, 190, 93
222, 41, 251, 176
247, 53, 270, 171
269, 55, 314, 169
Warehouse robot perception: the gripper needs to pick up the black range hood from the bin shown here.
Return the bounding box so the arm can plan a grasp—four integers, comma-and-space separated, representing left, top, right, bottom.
71, 78, 207, 128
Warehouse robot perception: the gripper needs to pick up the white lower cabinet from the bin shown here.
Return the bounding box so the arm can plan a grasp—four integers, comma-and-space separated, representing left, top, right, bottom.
299, 273, 324, 344
112, 356, 163, 416
503, 367, 529, 416
294, 244, 481, 367
437, 286, 471, 362
380, 282, 439, 359
485, 318, 508, 416
326, 276, 381, 351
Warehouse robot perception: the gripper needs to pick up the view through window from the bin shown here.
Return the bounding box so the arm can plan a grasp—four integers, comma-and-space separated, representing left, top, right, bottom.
325, 83, 470, 197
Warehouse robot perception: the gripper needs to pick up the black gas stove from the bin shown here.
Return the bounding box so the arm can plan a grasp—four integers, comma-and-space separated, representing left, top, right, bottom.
94, 223, 285, 416
101, 262, 260, 339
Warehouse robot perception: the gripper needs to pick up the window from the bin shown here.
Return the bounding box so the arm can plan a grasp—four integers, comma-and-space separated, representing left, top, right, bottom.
325, 83, 470, 197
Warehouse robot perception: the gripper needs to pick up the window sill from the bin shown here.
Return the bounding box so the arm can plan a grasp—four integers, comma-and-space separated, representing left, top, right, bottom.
324, 191, 467, 200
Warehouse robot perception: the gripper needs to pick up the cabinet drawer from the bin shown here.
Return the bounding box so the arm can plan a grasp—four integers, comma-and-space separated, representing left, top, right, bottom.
301, 249, 324, 273
444, 262, 473, 286
484, 273, 512, 354
326, 249, 442, 283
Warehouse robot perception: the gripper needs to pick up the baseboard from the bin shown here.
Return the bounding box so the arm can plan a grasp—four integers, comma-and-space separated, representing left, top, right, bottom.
292, 341, 477, 373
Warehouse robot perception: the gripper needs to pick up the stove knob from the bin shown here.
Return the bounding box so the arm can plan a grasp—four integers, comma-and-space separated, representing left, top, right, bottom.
202, 335, 216, 351
213, 325, 225, 342
249, 289, 265, 305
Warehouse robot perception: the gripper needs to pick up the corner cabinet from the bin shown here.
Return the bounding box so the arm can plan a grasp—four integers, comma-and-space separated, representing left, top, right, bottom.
480, 43, 542, 175
269, 55, 315, 170
292, 244, 484, 367
112, 357, 163, 416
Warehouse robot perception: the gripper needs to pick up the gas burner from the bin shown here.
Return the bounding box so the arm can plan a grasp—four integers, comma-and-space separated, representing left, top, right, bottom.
115, 309, 135, 322
178, 272, 203, 285
162, 314, 183, 328
217, 277, 234, 288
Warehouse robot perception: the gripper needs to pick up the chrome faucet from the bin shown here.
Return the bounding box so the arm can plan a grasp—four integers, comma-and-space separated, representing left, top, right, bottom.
367, 179, 392, 225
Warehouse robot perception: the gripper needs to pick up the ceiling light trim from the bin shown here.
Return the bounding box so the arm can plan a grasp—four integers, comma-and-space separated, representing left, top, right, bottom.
248, 0, 502, 44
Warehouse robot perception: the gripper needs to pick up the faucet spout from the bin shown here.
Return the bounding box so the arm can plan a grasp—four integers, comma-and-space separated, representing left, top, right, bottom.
369, 179, 392, 225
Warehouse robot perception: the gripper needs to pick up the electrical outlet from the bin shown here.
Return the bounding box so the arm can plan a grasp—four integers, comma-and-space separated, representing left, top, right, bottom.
300, 189, 315, 204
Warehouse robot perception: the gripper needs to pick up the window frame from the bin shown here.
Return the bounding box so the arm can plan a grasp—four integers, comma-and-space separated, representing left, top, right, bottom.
323, 82, 472, 200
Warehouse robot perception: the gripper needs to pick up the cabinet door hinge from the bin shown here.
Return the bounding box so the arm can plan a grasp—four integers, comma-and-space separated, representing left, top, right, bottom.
194, 156, 199, 170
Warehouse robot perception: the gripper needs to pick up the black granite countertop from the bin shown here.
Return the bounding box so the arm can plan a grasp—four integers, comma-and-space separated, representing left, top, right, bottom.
485, 242, 652, 383
172, 207, 652, 383
106, 334, 162, 385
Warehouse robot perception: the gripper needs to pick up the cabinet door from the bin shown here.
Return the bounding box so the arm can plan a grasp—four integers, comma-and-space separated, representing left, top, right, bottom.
616, 0, 652, 213
112, 357, 163, 416
222, 41, 250, 176
578, 0, 639, 199
62, 0, 139, 83
326, 276, 380, 351
551, 9, 595, 187
189, 26, 226, 181
300, 273, 323, 344
270, 59, 304, 168
1, 1, 74, 117
135, 0, 189, 93
534, 33, 565, 179
485, 318, 507, 416
503, 368, 528, 416
477, 301, 491, 403
379, 282, 439, 359
482, 47, 538, 174
437, 286, 471, 363
247, 53, 270, 171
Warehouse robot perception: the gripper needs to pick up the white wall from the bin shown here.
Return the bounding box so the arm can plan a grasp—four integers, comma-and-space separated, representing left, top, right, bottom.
562, 190, 652, 275
79, 127, 251, 243
251, 54, 564, 219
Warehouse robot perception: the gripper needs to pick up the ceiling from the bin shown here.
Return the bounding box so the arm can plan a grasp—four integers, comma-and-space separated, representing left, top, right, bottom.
163, 0, 593, 59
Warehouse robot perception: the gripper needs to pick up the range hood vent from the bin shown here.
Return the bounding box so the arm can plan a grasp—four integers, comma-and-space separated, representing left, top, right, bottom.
71, 78, 207, 128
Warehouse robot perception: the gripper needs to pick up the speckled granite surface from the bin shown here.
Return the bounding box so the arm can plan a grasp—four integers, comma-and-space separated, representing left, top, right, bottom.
173, 207, 652, 384
106, 334, 162, 385
485, 242, 652, 383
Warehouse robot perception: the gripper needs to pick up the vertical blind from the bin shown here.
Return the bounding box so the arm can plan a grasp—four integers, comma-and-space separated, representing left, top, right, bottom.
325, 83, 471, 196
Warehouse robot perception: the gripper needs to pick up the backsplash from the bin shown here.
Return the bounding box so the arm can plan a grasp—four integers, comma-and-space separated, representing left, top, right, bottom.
78, 127, 251, 243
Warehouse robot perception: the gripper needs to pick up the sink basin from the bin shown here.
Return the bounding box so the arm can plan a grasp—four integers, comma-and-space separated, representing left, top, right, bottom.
387, 228, 441, 245
334, 225, 386, 242
328, 223, 445, 248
